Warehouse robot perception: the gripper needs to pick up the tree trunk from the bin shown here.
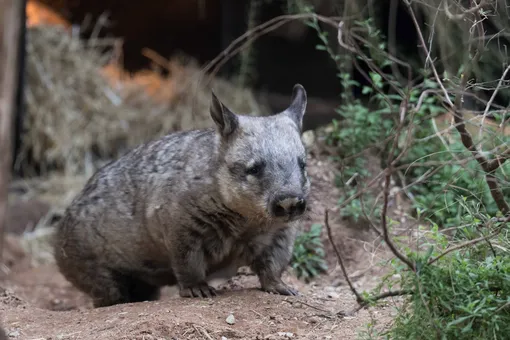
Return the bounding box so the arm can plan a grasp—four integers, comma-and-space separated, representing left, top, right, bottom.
0, 0, 25, 267
12, 0, 27, 175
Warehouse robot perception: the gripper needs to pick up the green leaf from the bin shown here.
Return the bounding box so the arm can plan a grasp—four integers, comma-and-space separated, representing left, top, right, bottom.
362, 86, 373, 95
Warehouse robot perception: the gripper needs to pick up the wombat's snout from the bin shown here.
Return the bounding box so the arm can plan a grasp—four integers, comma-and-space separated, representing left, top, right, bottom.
271, 195, 307, 219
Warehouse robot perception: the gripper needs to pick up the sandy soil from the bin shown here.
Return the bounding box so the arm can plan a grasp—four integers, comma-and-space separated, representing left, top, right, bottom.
0, 149, 403, 340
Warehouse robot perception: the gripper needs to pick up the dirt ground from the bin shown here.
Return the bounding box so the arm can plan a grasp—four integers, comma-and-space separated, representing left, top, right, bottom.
0, 147, 404, 340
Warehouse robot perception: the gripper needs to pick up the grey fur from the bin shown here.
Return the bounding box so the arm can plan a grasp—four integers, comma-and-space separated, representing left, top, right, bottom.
54, 84, 310, 307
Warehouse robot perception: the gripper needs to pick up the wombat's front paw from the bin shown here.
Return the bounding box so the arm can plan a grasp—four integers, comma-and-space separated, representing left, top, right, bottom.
261, 282, 299, 296
179, 283, 217, 298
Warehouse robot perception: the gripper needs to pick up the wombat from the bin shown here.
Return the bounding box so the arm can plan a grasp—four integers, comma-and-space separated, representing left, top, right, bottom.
54, 84, 310, 308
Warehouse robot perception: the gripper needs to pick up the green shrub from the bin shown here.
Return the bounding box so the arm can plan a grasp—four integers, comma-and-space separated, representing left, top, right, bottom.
294, 3, 510, 339
375, 231, 510, 340
291, 223, 329, 281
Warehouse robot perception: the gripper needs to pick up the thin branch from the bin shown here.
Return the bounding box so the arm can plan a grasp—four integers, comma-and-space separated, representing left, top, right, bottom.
342, 290, 413, 316
479, 64, 510, 141
283, 299, 332, 315
444, 0, 487, 21
337, 21, 357, 53
495, 301, 510, 313
428, 228, 502, 265
326, 209, 412, 316
381, 167, 416, 271
381, 96, 416, 270
324, 209, 364, 303
403, 0, 454, 107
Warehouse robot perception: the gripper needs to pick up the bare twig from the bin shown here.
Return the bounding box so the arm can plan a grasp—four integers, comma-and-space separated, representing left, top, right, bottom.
343, 289, 412, 316
192, 325, 213, 340
337, 21, 356, 53
495, 301, 510, 313
380, 95, 417, 270
428, 228, 503, 265
444, 0, 487, 21
479, 64, 510, 141
403, 0, 454, 107
326, 208, 412, 315
381, 167, 416, 271
324, 209, 364, 303
283, 299, 332, 314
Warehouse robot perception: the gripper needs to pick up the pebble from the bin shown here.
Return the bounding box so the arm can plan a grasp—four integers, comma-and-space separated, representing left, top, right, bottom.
8, 330, 20, 338
327, 292, 340, 299
226, 314, 236, 325
301, 130, 315, 149
309, 317, 320, 324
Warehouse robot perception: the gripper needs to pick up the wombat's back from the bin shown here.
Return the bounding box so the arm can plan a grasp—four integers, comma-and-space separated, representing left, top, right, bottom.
54, 128, 220, 277
62, 127, 219, 222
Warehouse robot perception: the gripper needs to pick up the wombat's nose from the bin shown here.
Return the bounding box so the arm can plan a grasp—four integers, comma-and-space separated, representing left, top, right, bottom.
272, 196, 307, 218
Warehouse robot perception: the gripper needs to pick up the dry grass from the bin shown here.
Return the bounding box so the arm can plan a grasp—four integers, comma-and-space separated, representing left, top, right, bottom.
16, 24, 268, 178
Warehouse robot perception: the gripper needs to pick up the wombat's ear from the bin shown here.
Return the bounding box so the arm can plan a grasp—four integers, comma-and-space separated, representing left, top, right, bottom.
210, 91, 238, 137
284, 84, 307, 131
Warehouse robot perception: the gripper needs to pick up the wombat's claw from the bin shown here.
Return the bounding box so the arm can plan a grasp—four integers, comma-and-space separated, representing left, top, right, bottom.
179, 283, 217, 298
262, 283, 299, 296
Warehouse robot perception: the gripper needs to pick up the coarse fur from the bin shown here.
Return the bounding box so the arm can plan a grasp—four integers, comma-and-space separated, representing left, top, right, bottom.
54, 84, 310, 308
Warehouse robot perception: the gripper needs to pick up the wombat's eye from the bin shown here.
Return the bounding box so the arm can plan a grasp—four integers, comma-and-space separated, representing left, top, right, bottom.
246, 162, 264, 176
298, 158, 307, 170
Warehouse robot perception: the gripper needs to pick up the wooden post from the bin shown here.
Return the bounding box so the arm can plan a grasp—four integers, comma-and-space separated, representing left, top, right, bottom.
13, 0, 27, 174
0, 0, 25, 267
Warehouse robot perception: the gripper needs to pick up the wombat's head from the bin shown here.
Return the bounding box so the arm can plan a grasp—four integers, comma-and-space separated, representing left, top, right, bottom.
211, 84, 310, 223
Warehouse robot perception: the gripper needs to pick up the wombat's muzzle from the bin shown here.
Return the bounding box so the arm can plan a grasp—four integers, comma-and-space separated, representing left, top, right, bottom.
271, 195, 307, 220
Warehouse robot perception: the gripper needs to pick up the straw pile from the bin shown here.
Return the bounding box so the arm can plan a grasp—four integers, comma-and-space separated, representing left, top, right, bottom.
17, 24, 268, 177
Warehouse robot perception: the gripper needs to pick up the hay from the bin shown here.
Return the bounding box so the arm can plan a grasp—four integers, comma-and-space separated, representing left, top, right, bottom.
18, 226, 57, 267
7, 173, 90, 266
18, 24, 268, 177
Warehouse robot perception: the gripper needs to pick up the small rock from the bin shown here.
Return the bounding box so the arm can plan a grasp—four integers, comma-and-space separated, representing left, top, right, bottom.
226, 314, 236, 325
8, 330, 20, 338
327, 292, 340, 299
309, 317, 319, 324
301, 130, 315, 149
277, 332, 294, 338
221, 337, 228, 340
